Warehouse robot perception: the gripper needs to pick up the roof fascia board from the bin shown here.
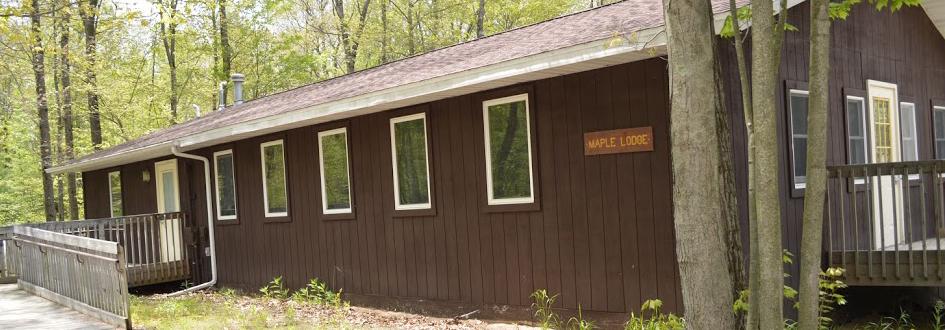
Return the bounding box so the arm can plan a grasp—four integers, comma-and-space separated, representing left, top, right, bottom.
47, 141, 176, 174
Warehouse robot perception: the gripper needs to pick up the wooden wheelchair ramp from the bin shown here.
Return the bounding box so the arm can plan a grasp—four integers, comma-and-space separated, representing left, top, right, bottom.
5, 226, 130, 329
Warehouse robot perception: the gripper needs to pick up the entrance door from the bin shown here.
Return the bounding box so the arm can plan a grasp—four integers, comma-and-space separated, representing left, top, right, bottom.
867, 80, 905, 249
155, 159, 182, 262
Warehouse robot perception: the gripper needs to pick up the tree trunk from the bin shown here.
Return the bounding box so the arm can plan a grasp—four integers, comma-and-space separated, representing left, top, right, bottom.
476, 0, 485, 38
29, 0, 56, 222
750, 0, 785, 325
219, 0, 232, 105
159, 0, 180, 124
80, 0, 102, 149
60, 0, 78, 220
726, 0, 758, 327
663, 0, 736, 328
381, 0, 389, 63
798, 0, 830, 328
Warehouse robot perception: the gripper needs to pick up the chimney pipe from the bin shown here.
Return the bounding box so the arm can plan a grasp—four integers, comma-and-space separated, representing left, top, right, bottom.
217, 81, 227, 111
231, 73, 245, 105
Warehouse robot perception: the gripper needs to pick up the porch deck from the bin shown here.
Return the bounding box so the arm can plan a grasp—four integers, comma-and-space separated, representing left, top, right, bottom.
0, 284, 112, 330
827, 160, 945, 286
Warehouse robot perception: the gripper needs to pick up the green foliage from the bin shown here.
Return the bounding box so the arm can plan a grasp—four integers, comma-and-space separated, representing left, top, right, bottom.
933, 300, 945, 330
863, 309, 915, 330
566, 305, 595, 330
817, 268, 848, 329
291, 278, 346, 308
720, 6, 797, 38
259, 276, 289, 299
829, 0, 864, 20
530, 289, 561, 329
625, 299, 685, 330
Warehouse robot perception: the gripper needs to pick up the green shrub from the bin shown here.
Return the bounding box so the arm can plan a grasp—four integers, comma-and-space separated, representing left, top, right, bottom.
864, 308, 915, 330
291, 278, 346, 307
625, 299, 684, 330
530, 289, 561, 329
934, 300, 945, 330
260, 276, 289, 299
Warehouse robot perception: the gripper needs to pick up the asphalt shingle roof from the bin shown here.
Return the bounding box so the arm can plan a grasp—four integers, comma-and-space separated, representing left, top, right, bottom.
62, 0, 734, 169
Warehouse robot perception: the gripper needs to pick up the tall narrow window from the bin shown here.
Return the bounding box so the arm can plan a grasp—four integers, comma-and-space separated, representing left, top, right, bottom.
214, 150, 238, 221
390, 113, 432, 210
935, 107, 945, 159
261, 140, 288, 217
789, 90, 810, 189
900, 102, 918, 162
318, 128, 352, 214
847, 96, 868, 165
483, 94, 534, 205
108, 171, 123, 217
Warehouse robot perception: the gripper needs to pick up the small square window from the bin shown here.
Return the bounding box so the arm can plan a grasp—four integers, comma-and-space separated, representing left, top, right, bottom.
260, 140, 288, 217
390, 113, 432, 210
318, 128, 353, 214
108, 171, 123, 217
483, 94, 535, 205
214, 150, 238, 221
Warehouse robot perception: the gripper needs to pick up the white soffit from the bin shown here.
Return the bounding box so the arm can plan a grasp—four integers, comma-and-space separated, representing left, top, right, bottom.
925, 0, 945, 40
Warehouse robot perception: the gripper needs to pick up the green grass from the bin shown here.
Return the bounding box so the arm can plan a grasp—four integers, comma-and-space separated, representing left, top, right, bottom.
130, 294, 270, 329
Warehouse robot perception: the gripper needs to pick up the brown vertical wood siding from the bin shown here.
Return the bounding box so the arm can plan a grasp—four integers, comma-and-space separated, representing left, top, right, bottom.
171, 58, 679, 315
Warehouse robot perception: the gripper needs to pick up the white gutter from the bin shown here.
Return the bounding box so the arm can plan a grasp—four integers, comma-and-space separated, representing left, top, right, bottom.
166, 144, 217, 296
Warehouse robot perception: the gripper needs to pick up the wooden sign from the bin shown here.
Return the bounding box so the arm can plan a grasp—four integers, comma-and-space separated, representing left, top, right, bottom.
584, 127, 654, 155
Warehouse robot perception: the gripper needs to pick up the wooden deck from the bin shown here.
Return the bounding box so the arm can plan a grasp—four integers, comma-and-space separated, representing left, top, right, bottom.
0, 284, 113, 330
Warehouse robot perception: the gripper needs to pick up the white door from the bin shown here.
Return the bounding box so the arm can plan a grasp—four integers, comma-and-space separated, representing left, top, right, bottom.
155, 159, 182, 262
867, 80, 906, 249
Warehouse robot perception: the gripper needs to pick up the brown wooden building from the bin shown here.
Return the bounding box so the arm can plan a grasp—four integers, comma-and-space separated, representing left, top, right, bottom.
48, 0, 945, 321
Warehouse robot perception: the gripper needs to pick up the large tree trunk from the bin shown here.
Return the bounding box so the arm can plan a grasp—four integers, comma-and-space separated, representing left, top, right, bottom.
80, 0, 102, 149
750, 0, 786, 326
381, 0, 389, 63
59, 0, 78, 220
333, 0, 372, 73
29, 0, 56, 222
476, 0, 485, 38
798, 0, 830, 328
663, 0, 736, 328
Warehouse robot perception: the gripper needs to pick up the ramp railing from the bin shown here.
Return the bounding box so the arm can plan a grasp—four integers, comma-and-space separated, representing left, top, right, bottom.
11, 225, 130, 329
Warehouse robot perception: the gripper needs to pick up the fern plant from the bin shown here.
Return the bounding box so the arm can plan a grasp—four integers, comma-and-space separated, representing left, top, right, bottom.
291, 278, 346, 307
625, 299, 684, 330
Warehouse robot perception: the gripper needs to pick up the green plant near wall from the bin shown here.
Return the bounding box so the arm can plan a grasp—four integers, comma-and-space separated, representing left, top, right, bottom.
292, 278, 346, 308
260, 276, 289, 299
530, 289, 561, 329
625, 299, 685, 330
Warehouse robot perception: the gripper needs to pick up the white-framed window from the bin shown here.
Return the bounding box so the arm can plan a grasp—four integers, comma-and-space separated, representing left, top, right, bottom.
260, 140, 288, 217
318, 128, 353, 214
788, 89, 810, 189
847, 96, 868, 165
935, 106, 945, 160
108, 171, 123, 217
900, 102, 919, 162
213, 149, 238, 221
390, 113, 432, 210
483, 93, 535, 205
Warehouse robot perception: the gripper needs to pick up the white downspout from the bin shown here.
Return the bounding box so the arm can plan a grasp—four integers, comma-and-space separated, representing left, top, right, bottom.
167, 144, 217, 296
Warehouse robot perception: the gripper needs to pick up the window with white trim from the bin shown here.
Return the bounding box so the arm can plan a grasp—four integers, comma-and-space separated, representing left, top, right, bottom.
935, 107, 945, 159
789, 89, 809, 189
108, 171, 123, 217
390, 113, 432, 210
847, 96, 868, 165
483, 94, 534, 205
214, 150, 238, 220
318, 128, 352, 214
900, 102, 919, 162
261, 140, 288, 217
